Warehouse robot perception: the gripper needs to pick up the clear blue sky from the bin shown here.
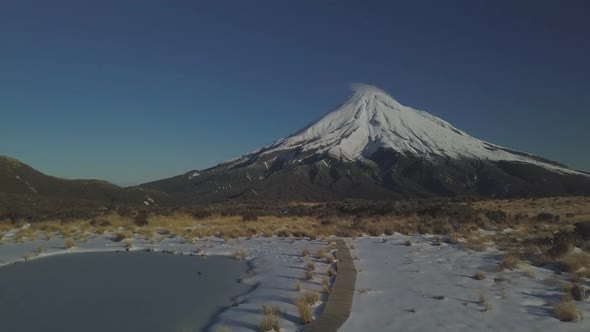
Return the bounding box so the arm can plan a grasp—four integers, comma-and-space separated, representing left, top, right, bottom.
1, 0, 589, 186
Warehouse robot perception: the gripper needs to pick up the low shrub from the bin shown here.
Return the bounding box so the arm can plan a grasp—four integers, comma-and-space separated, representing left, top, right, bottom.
232, 248, 249, 260
554, 300, 581, 322
558, 253, 590, 273
498, 254, 519, 271
134, 211, 149, 227
64, 237, 75, 249
242, 213, 258, 222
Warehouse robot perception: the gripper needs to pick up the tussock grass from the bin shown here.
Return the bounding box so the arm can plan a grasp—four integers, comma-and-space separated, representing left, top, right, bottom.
478, 292, 492, 311
328, 266, 337, 277
300, 290, 320, 305
261, 304, 280, 316
446, 233, 460, 244
305, 261, 316, 271
322, 277, 330, 293
294, 292, 318, 324
305, 270, 313, 280
322, 252, 335, 264
232, 248, 249, 260
8, 196, 590, 244
558, 253, 590, 273
554, 300, 581, 322
294, 298, 312, 324
64, 238, 75, 249
113, 232, 128, 242
301, 247, 309, 257
15, 228, 36, 241
259, 304, 280, 331
315, 247, 327, 258
474, 271, 486, 280
565, 283, 590, 301
498, 253, 520, 271
464, 237, 488, 251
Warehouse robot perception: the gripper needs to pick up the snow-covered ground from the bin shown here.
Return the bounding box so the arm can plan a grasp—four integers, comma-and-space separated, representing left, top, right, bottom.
2, 230, 589, 331
341, 235, 590, 332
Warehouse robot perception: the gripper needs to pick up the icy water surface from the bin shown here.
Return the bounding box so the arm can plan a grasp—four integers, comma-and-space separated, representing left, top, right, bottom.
0, 251, 248, 332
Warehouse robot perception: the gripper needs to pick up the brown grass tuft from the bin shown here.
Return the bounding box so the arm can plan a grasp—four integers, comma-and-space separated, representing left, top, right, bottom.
305, 270, 313, 280
294, 298, 312, 324
328, 266, 337, 277
322, 252, 335, 264
474, 271, 486, 280
300, 290, 320, 305
558, 253, 590, 273
301, 247, 309, 257
554, 300, 581, 322
322, 277, 330, 293
64, 238, 75, 249
498, 253, 519, 271
464, 237, 487, 251
232, 248, 249, 260
259, 304, 280, 331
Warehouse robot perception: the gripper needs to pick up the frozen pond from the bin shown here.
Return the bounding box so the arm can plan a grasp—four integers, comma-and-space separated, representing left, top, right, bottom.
0, 251, 248, 332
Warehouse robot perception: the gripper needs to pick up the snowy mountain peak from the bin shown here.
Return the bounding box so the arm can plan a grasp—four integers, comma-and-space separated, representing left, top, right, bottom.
248, 84, 582, 175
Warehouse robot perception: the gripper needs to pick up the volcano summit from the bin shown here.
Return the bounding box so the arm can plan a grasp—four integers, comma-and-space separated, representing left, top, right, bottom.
142, 85, 590, 201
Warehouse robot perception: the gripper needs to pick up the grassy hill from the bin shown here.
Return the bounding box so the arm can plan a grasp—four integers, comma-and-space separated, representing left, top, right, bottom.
0, 155, 169, 205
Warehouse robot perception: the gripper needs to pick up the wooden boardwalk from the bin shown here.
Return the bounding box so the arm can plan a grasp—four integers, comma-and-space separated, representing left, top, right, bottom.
306, 239, 357, 332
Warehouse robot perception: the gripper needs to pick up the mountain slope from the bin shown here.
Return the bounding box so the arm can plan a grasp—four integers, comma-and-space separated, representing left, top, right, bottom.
0, 156, 167, 204
141, 85, 590, 201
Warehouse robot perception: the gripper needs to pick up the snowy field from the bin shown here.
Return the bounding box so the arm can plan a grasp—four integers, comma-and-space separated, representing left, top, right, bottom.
1, 229, 589, 331
342, 235, 590, 332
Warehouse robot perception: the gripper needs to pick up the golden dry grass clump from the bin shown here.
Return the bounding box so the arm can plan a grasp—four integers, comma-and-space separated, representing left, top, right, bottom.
474, 271, 486, 280
293, 290, 320, 324
328, 266, 337, 277
232, 248, 249, 260
558, 253, 590, 273
300, 290, 320, 305
294, 298, 312, 324
322, 252, 335, 264
498, 253, 520, 271
259, 304, 280, 331
554, 300, 581, 322
64, 237, 75, 249
464, 236, 488, 251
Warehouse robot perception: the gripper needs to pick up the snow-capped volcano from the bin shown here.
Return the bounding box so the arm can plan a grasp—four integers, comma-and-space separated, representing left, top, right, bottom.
141, 85, 590, 202
252, 84, 578, 175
